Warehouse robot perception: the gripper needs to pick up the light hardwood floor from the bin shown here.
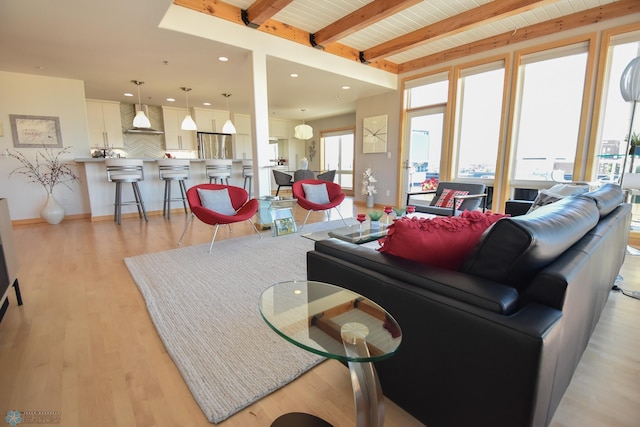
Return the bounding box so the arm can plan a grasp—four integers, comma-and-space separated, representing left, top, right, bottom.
0, 197, 639, 427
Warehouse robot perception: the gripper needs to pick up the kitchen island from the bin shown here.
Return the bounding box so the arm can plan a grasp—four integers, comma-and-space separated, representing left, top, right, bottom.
75, 158, 248, 221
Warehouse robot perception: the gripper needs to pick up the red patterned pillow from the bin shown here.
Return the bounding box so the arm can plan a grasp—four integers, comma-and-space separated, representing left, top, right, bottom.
434, 188, 469, 209
378, 210, 508, 270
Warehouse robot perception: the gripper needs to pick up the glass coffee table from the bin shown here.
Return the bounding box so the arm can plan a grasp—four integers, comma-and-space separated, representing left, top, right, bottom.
259, 280, 402, 427
301, 223, 388, 244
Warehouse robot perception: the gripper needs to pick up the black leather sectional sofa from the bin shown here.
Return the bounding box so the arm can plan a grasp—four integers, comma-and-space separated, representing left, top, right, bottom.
306, 183, 631, 427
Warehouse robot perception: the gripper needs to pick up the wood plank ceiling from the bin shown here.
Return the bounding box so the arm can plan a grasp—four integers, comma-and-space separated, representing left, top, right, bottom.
175, 0, 640, 75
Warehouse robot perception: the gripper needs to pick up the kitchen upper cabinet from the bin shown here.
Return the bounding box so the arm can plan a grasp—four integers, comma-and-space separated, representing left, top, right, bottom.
162, 106, 196, 151
269, 119, 289, 140
86, 100, 124, 149
233, 114, 252, 159
193, 108, 230, 133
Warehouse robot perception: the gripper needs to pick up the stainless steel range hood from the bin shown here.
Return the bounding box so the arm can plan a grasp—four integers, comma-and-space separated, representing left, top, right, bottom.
125, 104, 164, 134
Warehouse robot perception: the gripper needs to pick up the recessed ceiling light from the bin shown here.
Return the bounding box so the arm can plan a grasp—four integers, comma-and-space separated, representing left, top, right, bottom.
166, 97, 175, 102
218, 56, 229, 62
203, 102, 211, 106
290, 73, 299, 78
124, 92, 134, 97
342, 85, 351, 90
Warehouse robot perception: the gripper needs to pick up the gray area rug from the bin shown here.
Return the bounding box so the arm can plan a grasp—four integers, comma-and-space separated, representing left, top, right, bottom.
124, 218, 356, 423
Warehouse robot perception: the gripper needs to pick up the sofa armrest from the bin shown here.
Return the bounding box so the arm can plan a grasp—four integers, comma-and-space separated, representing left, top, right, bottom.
312, 238, 519, 314
505, 200, 533, 216
454, 192, 487, 215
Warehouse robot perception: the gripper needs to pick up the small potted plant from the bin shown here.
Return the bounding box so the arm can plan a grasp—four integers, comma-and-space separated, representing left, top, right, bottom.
368, 209, 384, 229
630, 132, 640, 155
8, 146, 80, 224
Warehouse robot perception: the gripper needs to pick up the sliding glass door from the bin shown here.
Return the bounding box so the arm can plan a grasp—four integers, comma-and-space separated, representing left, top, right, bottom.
322, 129, 354, 190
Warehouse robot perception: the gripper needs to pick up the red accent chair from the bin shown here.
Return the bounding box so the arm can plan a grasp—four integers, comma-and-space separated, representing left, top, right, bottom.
178, 184, 261, 252
293, 179, 347, 230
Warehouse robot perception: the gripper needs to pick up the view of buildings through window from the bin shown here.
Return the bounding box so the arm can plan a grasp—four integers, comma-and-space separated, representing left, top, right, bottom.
455, 64, 505, 181
594, 36, 640, 183
512, 44, 588, 181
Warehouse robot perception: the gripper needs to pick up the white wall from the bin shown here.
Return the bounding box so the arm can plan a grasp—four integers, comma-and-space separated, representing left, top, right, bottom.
0, 71, 91, 220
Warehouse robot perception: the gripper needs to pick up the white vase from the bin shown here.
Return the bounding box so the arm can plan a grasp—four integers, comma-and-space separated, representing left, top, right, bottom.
370, 220, 381, 230
41, 192, 65, 225
300, 160, 308, 170
366, 195, 374, 208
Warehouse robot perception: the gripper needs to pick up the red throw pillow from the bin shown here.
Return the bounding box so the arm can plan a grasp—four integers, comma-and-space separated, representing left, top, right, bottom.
434, 188, 469, 210
378, 210, 508, 270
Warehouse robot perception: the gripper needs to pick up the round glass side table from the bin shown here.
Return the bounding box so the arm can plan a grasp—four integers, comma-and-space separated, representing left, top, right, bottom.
259, 280, 402, 427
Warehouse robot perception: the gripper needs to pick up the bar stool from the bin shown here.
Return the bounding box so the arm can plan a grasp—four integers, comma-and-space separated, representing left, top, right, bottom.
205, 159, 233, 185
242, 159, 254, 196
158, 159, 190, 219
105, 158, 148, 225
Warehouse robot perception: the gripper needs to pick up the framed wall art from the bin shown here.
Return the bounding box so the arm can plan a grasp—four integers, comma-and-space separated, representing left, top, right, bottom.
9, 114, 63, 148
363, 114, 387, 153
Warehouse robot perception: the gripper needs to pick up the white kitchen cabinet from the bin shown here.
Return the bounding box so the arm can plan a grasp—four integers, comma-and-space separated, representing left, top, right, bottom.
86, 99, 124, 149
269, 118, 289, 140
233, 115, 252, 159
193, 108, 230, 133
162, 106, 196, 151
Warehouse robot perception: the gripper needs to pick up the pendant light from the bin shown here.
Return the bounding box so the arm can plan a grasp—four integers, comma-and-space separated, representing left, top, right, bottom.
294, 108, 313, 140
131, 80, 151, 128
221, 93, 237, 134
180, 87, 197, 131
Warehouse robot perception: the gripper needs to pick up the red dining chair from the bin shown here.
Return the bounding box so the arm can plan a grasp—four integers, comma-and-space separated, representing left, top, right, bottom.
292, 179, 347, 230
178, 184, 261, 252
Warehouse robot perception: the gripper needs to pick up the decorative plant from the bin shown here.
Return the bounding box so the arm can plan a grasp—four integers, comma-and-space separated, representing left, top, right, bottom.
421, 177, 439, 191
8, 146, 80, 194
368, 210, 384, 221
307, 140, 316, 161
631, 132, 640, 146
361, 168, 377, 197
392, 206, 405, 216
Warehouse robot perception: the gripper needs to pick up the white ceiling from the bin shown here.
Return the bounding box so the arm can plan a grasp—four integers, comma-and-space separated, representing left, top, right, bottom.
0, 0, 625, 121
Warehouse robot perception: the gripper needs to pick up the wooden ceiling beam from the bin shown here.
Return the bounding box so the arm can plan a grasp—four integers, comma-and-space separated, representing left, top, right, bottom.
398, 0, 640, 74
363, 0, 556, 62
312, 0, 421, 48
173, 0, 399, 73
244, 0, 294, 27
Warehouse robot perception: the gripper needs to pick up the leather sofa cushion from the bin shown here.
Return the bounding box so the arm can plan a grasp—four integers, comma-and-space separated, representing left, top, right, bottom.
581, 183, 623, 217
462, 196, 599, 290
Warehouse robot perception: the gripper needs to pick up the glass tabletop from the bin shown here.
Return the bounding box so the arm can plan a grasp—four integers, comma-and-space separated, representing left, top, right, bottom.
259, 280, 402, 363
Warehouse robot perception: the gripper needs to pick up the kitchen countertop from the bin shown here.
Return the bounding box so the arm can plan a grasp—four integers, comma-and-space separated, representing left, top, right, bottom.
74, 158, 247, 163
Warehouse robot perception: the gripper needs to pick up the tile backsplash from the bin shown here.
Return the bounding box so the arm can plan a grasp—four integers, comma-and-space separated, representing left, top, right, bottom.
120, 104, 166, 158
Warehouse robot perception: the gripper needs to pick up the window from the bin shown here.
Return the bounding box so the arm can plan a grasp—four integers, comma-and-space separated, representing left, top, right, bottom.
402, 72, 449, 195
405, 72, 449, 109
512, 43, 589, 181
322, 129, 354, 189
455, 62, 505, 180
593, 32, 640, 183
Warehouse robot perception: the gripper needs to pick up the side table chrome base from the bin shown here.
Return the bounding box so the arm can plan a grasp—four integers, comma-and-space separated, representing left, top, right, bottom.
271, 412, 332, 427
342, 322, 385, 427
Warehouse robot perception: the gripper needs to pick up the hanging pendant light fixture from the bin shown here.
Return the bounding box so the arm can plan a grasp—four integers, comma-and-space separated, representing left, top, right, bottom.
221, 93, 237, 134
180, 87, 197, 131
131, 80, 151, 128
294, 108, 313, 140
619, 56, 640, 184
